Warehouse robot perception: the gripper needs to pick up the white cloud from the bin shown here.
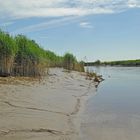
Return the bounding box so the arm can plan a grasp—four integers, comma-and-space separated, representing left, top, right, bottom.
1, 0, 140, 33
0, 0, 140, 20
12, 16, 81, 34
127, 0, 140, 8
80, 22, 93, 28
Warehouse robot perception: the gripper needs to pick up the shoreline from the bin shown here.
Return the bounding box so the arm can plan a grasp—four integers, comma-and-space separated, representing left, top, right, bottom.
0, 68, 98, 140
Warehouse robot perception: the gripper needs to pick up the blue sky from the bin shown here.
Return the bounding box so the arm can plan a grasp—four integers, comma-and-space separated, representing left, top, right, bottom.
0, 0, 140, 61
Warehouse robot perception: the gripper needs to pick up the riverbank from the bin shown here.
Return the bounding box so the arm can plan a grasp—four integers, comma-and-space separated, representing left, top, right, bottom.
0, 68, 97, 140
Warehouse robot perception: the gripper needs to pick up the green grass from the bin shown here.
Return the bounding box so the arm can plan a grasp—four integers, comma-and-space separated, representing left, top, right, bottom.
0, 30, 84, 77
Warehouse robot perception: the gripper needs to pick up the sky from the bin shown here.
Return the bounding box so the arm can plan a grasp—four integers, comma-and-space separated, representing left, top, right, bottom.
0, 0, 140, 61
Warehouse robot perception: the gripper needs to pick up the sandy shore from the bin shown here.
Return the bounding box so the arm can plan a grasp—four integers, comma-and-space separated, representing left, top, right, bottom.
0, 68, 97, 140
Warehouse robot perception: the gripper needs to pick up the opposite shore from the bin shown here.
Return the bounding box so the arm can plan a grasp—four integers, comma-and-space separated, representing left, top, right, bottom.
0, 68, 99, 140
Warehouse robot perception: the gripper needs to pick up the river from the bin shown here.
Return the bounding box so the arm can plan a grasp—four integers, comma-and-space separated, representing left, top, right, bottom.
81, 66, 140, 140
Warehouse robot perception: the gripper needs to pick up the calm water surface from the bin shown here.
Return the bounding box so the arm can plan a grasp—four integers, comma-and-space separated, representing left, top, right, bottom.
81, 67, 140, 140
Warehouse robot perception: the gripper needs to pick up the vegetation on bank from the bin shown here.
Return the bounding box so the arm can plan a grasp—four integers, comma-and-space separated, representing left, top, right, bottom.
102, 59, 140, 66
63, 53, 85, 72
0, 30, 84, 77
85, 59, 140, 66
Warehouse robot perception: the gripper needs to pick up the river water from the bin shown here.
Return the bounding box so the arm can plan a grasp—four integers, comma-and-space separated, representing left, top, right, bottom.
81, 66, 140, 140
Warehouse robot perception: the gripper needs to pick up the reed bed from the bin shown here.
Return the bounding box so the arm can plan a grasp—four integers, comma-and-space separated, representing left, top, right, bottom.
0, 30, 84, 77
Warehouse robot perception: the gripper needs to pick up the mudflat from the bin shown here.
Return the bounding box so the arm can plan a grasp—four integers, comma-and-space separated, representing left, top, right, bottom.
0, 68, 96, 140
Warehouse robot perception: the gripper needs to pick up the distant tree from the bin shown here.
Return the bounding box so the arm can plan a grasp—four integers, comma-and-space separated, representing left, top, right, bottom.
94, 60, 101, 65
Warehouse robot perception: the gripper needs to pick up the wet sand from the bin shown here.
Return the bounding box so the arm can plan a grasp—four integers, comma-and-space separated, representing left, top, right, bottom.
0, 68, 96, 140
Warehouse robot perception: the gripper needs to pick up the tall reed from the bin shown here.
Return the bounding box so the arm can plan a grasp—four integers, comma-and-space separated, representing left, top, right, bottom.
0, 30, 85, 77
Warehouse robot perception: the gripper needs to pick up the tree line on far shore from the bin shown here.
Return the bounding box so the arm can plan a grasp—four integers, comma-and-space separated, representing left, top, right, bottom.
85, 59, 140, 67
0, 30, 84, 77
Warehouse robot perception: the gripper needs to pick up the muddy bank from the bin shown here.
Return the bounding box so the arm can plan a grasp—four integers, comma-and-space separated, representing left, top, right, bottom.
0, 68, 97, 140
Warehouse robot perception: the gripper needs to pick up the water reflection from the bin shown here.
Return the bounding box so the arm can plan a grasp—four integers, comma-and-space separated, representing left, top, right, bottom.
81, 66, 140, 140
